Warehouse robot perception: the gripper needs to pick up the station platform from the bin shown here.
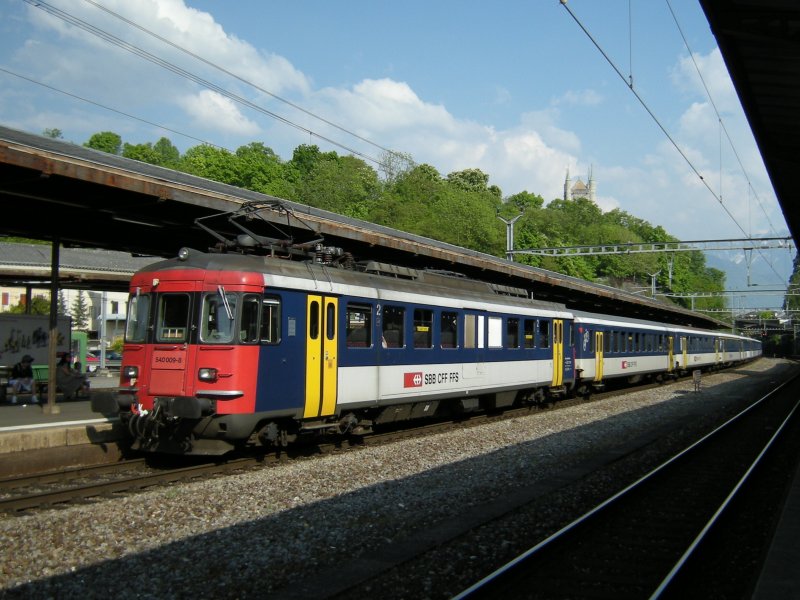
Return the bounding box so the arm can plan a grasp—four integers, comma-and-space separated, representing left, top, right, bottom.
0, 374, 127, 476
752, 441, 800, 598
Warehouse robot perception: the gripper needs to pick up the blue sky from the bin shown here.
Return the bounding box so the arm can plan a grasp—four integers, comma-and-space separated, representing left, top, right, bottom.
0, 0, 794, 307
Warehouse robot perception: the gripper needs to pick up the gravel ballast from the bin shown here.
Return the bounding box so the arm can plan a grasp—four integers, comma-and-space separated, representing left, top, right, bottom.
0, 357, 795, 599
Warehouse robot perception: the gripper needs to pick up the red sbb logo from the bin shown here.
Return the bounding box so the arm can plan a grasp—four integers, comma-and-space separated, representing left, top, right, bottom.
404, 372, 423, 388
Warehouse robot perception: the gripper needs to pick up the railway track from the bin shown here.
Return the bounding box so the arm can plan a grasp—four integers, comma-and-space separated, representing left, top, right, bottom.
452, 374, 800, 599
0, 374, 711, 515
0, 456, 271, 513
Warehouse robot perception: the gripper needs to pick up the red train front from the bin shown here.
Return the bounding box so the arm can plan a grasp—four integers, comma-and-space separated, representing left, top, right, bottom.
105, 249, 274, 454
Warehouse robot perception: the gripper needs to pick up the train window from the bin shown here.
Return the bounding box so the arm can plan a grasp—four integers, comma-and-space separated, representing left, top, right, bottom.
565, 322, 573, 347
414, 308, 433, 348
488, 316, 503, 348
326, 302, 336, 340
441, 311, 458, 349
260, 297, 281, 344
382, 305, 405, 348
603, 331, 610, 353
346, 303, 372, 348
523, 319, 535, 348
506, 317, 519, 349
125, 292, 150, 343
634, 333, 640, 352
309, 300, 320, 340
156, 293, 190, 343
538, 320, 550, 349
240, 294, 260, 343
464, 315, 477, 349
201, 291, 239, 344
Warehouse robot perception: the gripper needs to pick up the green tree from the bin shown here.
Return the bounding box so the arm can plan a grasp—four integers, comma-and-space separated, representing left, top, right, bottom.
446, 168, 490, 193
504, 190, 544, 214
119, 136, 181, 168
122, 142, 161, 164
153, 137, 181, 168
57, 290, 69, 317
8, 295, 49, 315
232, 142, 290, 196
71, 291, 90, 331
295, 154, 381, 220
785, 254, 800, 312
379, 150, 415, 183
179, 145, 238, 183
85, 131, 122, 155
42, 128, 63, 139
289, 144, 338, 178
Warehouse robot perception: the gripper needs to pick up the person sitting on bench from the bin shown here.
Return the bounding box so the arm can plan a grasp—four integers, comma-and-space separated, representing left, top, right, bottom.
56, 354, 88, 400
9, 354, 37, 404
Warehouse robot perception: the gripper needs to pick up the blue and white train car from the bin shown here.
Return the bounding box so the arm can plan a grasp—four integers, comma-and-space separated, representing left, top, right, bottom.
95, 246, 761, 455
98, 250, 577, 454
573, 312, 672, 392
573, 311, 762, 394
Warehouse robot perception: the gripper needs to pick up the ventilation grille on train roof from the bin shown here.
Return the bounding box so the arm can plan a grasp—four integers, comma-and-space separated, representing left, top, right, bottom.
487, 283, 529, 298
359, 260, 529, 298
360, 261, 421, 280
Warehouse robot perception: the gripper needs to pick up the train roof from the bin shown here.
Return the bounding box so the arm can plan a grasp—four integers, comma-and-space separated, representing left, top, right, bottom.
138, 248, 572, 316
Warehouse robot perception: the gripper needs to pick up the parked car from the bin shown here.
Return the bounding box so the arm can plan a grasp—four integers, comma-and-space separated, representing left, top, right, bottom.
84, 352, 99, 374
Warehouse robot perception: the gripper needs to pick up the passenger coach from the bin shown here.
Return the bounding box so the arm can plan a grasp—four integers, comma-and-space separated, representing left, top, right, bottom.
573, 312, 762, 395
95, 241, 761, 455
100, 248, 577, 454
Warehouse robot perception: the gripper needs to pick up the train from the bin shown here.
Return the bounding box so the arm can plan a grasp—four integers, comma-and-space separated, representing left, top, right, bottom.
93, 243, 761, 455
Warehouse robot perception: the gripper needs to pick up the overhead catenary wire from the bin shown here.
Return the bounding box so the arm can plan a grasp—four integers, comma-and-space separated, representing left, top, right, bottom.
0, 66, 226, 151
664, 0, 785, 283
558, 0, 788, 286
77, 0, 411, 170
664, 0, 779, 238
23, 0, 389, 170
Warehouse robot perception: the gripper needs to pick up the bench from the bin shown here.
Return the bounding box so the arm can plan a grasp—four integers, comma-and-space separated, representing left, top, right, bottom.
32, 365, 51, 396
1, 365, 89, 402
0, 364, 41, 403
0, 366, 9, 402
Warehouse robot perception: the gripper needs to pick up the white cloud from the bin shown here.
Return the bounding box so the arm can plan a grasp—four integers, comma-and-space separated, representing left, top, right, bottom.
179, 90, 260, 136
671, 48, 738, 113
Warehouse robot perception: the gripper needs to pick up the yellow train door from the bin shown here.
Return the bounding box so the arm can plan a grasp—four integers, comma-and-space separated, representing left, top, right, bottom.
304, 295, 339, 418
552, 319, 563, 387
594, 331, 604, 382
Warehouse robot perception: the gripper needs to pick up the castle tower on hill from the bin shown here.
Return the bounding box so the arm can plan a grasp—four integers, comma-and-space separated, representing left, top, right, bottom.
564, 166, 596, 203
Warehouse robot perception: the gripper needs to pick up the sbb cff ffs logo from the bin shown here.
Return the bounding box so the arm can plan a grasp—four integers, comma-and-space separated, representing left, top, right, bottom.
404, 372, 423, 388
403, 371, 459, 388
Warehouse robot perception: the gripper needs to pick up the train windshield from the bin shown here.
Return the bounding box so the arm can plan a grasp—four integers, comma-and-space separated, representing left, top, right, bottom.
200, 290, 262, 345
201, 289, 239, 343
125, 292, 150, 343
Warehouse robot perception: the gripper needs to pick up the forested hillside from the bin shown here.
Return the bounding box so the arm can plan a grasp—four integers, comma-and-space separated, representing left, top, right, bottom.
80, 130, 728, 311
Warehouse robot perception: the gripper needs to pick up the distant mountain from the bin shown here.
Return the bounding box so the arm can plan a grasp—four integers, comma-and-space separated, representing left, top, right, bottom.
705, 250, 793, 312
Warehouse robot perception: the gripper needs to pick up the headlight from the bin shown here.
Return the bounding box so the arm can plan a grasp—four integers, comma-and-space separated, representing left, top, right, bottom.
122, 365, 138, 380
198, 368, 218, 382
